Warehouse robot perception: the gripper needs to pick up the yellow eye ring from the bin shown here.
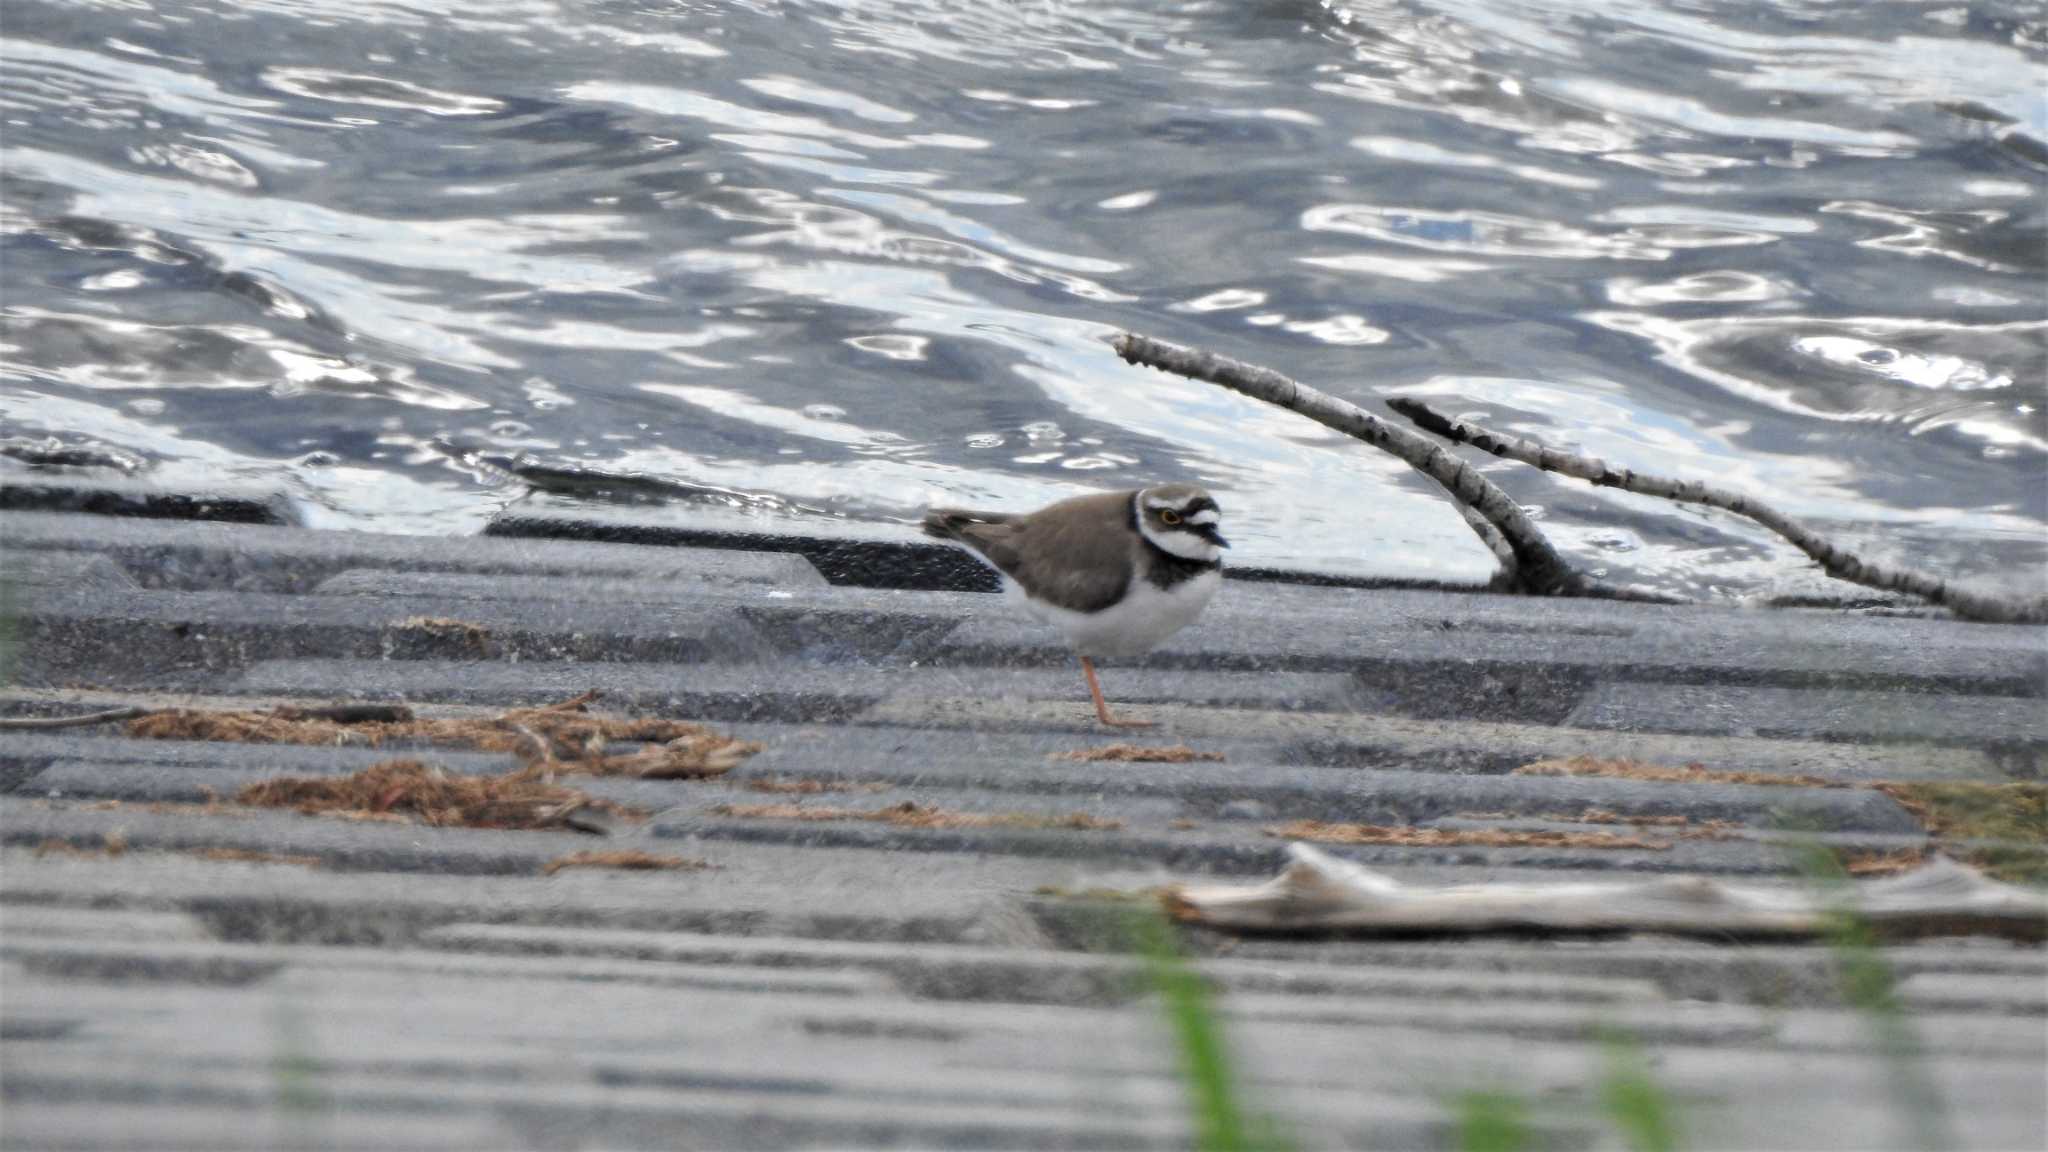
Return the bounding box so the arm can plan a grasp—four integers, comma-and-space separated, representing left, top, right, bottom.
1160, 510, 1182, 525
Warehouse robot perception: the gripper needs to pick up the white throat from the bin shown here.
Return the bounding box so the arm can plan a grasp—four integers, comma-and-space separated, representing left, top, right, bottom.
1135, 500, 1222, 563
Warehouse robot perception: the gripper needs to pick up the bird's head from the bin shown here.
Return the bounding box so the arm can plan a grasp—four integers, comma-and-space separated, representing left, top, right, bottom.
1135, 483, 1227, 562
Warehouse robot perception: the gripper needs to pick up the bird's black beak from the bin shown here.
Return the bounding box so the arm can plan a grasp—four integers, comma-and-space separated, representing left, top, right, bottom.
1198, 527, 1229, 549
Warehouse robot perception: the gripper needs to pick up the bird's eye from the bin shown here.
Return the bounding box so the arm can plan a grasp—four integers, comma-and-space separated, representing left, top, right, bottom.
1160, 509, 1182, 525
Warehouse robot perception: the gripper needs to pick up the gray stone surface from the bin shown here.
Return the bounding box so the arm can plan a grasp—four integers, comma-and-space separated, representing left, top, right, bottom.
940, 608, 2048, 694
485, 502, 1005, 592
4, 503, 2045, 1152
1, 509, 825, 592
230, 657, 1369, 719
856, 697, 2010, 780
0, 476, 298, 524
316, 565, 819, 602
1567, 681, 2048, 746
15, 585, 775, 684
0, 550, 136, 591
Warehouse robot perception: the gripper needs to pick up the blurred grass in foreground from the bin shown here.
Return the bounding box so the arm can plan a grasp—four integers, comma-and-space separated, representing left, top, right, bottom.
1129, 911, 1291, 1152
1598, 1029, 1680, 1152
1453, 1089, 1533, 1152
1794, 840, 1956, 1151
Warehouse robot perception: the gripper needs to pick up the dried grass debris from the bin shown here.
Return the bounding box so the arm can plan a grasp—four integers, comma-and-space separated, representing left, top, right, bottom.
1875, 782, 2047, 843
1054, 743, 1225, 763
542, 850, 710, 876
188, 847, 321, 868
1456, 807, 1695, 828
1265, 820, 1672, 852
1513, 755, 1843, 790
1498, 762, 2045, 882
710, 800, 1124, 832
739, 776, 891, 795
394, 616, 492, 645
1566, 808, 1691, 827
234, 758, 644, 832
1876, 782, 2048, 884
1842, 849, 1929, 877
32, 833, 126, 859
122, 694, 760, 779
1678, 820, 1745, 841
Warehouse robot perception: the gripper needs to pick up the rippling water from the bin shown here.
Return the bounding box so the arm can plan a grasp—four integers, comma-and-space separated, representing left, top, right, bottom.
4, 0, 2044, 599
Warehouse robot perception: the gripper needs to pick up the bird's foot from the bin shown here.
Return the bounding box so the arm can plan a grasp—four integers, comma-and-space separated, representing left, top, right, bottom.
1093, 704, 1155, 729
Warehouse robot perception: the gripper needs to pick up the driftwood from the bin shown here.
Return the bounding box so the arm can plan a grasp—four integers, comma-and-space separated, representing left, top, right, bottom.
1387, 397, 2048, 625
1169, 844, 2048, 943
1112, 332, 1586, 595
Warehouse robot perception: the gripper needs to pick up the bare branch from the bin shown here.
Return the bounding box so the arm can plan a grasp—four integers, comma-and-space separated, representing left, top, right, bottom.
1452, 503, 1521, 589
1388, 397, 2048, 624
1113, 332, 1586, 595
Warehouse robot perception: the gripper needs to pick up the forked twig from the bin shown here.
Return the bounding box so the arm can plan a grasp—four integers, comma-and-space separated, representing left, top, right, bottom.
1115, 332, 1604, 597
1387, 397, 2048, 624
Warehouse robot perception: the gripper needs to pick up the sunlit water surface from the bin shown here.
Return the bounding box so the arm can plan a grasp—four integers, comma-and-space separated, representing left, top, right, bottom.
4, 0, 2044, 599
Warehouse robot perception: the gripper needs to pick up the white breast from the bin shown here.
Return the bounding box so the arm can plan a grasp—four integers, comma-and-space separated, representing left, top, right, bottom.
1008, 568, 1221, 660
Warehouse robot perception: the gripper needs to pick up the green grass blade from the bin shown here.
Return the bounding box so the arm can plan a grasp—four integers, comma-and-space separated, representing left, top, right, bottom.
1453, 1089, 1534, 1152
1130, 913, 1252, 1152
1126, 911, 1305, 1152
1791, 841, 1955, 1152
1598, 1031, 1679, 1152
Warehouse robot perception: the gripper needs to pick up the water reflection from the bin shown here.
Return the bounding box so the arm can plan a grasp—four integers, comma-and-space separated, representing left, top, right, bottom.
1, 0, 2042, 598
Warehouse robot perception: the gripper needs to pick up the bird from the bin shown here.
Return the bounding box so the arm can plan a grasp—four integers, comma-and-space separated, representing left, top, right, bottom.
923, 483, 1227, 728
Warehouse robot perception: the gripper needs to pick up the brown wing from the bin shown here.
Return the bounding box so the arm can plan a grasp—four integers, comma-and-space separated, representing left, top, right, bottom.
1005, 490, 1139, 614
925, 490, 1138, 614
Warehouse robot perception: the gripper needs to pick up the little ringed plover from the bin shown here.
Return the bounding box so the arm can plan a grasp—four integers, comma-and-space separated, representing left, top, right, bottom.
923, 483, 1226, 727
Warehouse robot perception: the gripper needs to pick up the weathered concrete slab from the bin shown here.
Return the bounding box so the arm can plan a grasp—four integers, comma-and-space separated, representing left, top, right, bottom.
420, 923, 1662, 1007
1567, 682, 2048, 746
739, 717, 2007, 786
0, 732, 513, 781
653, 812, 1891, 878
0, 776, 1904, 881
939, 610, 2047, 695
231, 658, 1368, 719
0, 1102, 502, 1152
315, 574, 990, 658
485, 503, 1002, 592
1, 937, 895, 998
0, 476, 298, 524
1897, 971, 2048, 1015
1, 904, 215, 943
8, 499, 2047, 1152
316, 566, 820, 604
855, 699, 2009, 781
1192, 936, 2048, 1008
0, 836, 1042, 945
0, 549, 136, 591
733, 744, 1926, 832
1, 510, 825, 592
14, 586, 775, 684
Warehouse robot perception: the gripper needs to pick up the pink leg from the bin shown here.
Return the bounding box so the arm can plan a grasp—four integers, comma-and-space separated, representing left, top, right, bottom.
1081, 656, 1153, 729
